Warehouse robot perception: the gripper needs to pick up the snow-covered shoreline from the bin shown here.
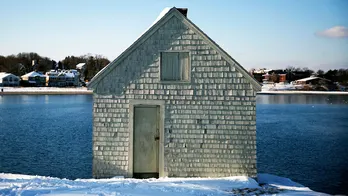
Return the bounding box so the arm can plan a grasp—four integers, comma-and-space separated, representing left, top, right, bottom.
258, 90, 348, 95
0, 173, 329, 195
0, 87, 92, 95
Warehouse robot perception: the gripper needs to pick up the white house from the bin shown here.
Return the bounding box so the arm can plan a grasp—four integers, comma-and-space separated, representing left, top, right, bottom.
0, 72, 20, 87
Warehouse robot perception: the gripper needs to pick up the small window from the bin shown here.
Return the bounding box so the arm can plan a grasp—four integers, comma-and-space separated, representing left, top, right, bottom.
160, 52, 190, 81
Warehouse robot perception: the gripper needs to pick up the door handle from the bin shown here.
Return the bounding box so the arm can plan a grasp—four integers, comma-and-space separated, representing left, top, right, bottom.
154, 136, 159, 141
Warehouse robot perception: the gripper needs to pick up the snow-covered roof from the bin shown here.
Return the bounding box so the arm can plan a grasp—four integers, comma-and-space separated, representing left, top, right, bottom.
0, 72, 19, 79
58, 72, 66, 77
296, 76, 330, 82
0, 72, 10, 79
137, 7, 171, 40
46, 70, 78, 78
65, 72, 75, 78
22, 71, 46, 78
76, 63, 86, 69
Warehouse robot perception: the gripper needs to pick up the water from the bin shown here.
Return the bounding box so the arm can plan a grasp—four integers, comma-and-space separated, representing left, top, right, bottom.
0, 95, 93, 179
0, 94, 347, 194
257, 94, 348, 195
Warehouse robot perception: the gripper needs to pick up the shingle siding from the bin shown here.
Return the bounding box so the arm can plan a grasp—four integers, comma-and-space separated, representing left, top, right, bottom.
92, 15, 257, 178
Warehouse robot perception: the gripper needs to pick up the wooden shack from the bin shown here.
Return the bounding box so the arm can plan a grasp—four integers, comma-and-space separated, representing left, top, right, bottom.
88, 7, 261, 179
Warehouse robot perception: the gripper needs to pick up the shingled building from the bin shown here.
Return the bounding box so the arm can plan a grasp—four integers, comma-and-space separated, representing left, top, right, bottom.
88, 7, 261, 179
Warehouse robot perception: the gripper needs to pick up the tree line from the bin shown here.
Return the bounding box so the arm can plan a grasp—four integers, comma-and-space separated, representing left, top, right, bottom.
1, 53, 347, 85
0, 53, 110, 81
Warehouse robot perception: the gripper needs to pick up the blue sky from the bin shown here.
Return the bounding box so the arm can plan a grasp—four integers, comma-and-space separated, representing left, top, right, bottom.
1, 0, 347, 71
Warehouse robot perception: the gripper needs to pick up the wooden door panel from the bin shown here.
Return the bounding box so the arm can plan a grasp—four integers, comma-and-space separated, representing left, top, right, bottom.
133, 106, 158, 173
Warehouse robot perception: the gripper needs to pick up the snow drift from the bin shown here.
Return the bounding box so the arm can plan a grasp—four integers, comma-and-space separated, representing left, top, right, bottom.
0, 173, 329, 195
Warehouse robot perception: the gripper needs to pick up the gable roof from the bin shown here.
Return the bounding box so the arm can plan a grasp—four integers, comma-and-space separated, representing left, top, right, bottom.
88, 7, 262, 91
76, 63, 86, 70
21, 71, 46, 78
0, 72, 19, 79
296, 76, 331, 82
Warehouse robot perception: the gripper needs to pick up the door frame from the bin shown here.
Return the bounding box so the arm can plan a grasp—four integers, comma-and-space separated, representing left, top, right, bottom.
128, 99, 165, 178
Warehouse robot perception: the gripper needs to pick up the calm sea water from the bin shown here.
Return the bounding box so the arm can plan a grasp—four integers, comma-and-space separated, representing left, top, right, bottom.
0, 95, 93, 179
0, 94, 347, 194
257, 94, 348, 195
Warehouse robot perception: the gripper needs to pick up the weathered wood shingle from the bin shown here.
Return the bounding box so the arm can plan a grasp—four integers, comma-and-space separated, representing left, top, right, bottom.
90, 7, 260, 179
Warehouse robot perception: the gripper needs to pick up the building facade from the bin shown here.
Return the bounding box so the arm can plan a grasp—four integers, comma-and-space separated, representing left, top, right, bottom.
21, 71, 46, 87
88, 7, 261, 179
46, 70, 59, 87
45, 69, 80, 87
0, 72, 20, 87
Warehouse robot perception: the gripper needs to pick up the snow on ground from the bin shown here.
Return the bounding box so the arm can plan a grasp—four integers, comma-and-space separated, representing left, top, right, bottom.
261, 83, 298, 92
260, 83, 348, 94
0, 173, 329, 196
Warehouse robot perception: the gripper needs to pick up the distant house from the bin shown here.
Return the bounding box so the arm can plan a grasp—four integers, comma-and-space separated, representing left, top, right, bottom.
295, 76, 334, 90
250, 69, 272, 83
76, 63, 86, 70
278, 74, 287, 83
46, 69, 80, 87
295, 76, 331, 85
290, 71, 312, 81
57, 72, 67, 87
46, 70, 59, 87
76, 63, 87, 85
258, 69, 288, 84
21, 71, 46, 87
88, 7, 261, 179
0, 72, 20, 87
65, 70, 79, 86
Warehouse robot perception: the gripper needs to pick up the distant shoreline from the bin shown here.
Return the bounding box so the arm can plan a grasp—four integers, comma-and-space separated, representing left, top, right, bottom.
0, 91, 93, 95
0, 87, 93, 95
258, 91, 348, 95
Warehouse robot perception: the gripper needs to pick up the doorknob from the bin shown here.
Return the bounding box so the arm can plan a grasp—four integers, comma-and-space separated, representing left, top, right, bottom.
154, 136, 159, 141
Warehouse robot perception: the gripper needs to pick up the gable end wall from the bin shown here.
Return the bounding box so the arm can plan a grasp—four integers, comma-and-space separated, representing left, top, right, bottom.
92, 15, 257, 178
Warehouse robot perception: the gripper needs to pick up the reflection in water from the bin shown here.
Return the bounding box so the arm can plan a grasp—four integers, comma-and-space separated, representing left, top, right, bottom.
257, 94, 348, 105
44, 95, 49, 104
